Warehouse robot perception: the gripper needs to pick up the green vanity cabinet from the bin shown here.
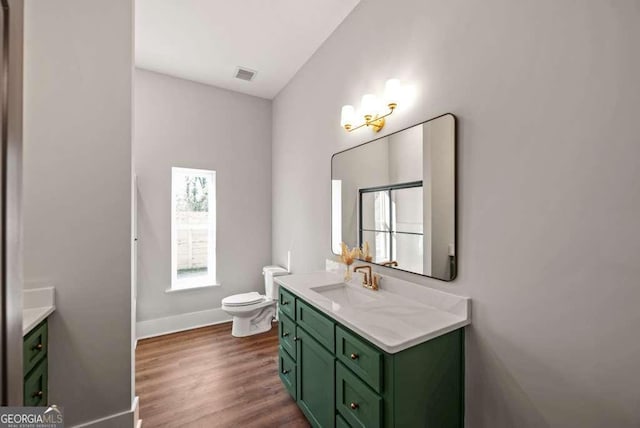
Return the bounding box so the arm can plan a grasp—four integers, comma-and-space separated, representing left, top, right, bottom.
296, 326, 336, 428
277, 286, 465, 428
23, 319, 49, 406
279, 347, 297, 400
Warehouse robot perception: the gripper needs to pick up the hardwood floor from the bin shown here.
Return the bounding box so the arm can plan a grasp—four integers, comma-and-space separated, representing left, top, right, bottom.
136, 322, 309, 428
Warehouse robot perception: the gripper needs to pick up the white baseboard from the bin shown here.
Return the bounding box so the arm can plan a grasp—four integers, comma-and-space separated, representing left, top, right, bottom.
136, 307, 232, 340
74, 396, 138, 428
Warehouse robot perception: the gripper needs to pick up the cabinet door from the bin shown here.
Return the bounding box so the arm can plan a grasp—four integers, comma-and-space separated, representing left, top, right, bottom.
278, 311, 297, 360
24, 320, 48, 375
279, 347, 297, 400
24, 358, 47, 407
336, 362, 382, 428
279, 287, 296, 320
296, 326, 335, 428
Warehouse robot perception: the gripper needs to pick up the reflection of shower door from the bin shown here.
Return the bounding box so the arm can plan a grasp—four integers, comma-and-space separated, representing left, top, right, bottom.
358, 181, 423, 272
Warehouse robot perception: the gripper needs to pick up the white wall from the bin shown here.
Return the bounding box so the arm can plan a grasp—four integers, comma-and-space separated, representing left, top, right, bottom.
333, 137, 389, 250
23, 0, 133, 426
133, 69, 272, 329
273, 1, 640, 427
424, 115, 455, 279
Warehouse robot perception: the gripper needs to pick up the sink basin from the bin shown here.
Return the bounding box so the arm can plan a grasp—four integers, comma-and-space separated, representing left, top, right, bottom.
310, 283, 379, 306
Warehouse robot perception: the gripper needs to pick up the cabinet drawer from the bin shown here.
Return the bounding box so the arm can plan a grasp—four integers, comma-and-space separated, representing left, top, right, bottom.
336, 326, 383, 393
24, 320, 48, 376
278, 311, 297, 360
24, 358, 48, 407
296, 299, 335, 353
336, 413, 351, 428
279, 347, 297, 400
279, 287, 296, 320
336, 362, 382, 428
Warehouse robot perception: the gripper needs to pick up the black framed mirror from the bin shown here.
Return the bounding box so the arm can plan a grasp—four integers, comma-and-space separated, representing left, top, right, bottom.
331, 113, 457, 281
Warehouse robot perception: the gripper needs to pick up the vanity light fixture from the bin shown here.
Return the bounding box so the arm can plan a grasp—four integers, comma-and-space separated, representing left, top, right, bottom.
340, 79, 402, 133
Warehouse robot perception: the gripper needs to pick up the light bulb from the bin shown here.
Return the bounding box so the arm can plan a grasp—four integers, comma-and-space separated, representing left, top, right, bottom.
361, 94, 378, 119
384, 78, 401, 109
340, 105, 355, 129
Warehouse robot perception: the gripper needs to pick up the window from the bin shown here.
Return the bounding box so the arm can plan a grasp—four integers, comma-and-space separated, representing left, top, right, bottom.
359, 181, 423, 273
171, 167, 217, 290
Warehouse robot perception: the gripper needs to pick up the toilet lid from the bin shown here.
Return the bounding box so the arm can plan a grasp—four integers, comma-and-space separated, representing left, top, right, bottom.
222, 292, 265, 307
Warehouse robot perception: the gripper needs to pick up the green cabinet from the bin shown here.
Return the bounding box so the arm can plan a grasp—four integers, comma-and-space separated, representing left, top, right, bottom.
296, 327, 335, 428
23, 319, 49, 406
279, 287, 296, 320
279, 347, 297, 400
279, 313, 297, 359
278, 286, 464, 428
336, 362, 382, 428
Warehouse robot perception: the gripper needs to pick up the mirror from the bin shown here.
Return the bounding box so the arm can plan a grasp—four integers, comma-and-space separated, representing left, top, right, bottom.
331, 114, 456, 281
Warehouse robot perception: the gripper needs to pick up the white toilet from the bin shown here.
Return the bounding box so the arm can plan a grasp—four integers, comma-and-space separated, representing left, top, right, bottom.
221, 265, 289, 337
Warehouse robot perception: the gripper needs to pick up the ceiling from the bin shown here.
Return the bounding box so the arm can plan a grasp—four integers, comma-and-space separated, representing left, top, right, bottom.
135, 0, 360, 99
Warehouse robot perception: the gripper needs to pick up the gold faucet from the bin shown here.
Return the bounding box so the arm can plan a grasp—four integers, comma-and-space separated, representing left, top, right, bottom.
381, 260, 398, 267
353, 265, 380, 291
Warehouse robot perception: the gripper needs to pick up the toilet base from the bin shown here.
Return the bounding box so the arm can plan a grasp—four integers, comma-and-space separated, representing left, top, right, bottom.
229, 304, 276, 337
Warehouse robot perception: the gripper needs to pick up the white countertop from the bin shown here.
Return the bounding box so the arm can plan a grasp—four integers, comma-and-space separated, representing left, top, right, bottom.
23, 287, 55, 336
275, 270, 470, 354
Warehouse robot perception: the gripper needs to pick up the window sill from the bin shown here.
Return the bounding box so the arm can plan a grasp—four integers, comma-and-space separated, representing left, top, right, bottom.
165, 283, 221, 293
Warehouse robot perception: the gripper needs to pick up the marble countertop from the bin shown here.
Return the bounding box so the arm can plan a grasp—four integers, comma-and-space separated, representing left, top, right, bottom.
23, 287, 55, 336
275, 270, 470, 354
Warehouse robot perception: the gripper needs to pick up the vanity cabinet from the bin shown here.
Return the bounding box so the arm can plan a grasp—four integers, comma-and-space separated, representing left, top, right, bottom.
23, 319, 49, 406
296, 327, 335, 427
278, 287, 464, 428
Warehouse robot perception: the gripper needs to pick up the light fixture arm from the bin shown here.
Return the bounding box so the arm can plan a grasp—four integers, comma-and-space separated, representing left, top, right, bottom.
345, 104, 396, 133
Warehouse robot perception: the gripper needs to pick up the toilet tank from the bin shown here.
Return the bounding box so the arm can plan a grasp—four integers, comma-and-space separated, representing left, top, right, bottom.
263, 265, 289, 300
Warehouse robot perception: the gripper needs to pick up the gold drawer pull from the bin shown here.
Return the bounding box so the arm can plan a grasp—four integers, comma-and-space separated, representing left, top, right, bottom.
32, 391, 43, 398
32, 343, 43, 351
350, 353, 359, 360
350, 402, 359, 410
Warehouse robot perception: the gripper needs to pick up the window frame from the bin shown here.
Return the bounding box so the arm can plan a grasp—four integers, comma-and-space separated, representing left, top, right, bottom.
170, 167, 218, 291
358, 180, 423, 263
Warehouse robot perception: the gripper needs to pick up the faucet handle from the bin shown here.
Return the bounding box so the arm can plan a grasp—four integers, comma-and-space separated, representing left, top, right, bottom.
373, 273, 382, 290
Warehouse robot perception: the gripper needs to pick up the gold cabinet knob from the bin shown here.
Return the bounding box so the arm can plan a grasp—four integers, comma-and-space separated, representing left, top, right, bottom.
281, 300, 289, 305
32, 391, 43, 398
32, 343, 43, 351
282, 369, 290, 375
293, 336, 299, 342
350, 402, 359, 410
282, 332, 289, 337
350, 353, 358, 360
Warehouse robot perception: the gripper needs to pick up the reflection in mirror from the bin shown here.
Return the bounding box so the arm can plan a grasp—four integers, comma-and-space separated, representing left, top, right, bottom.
331, 114, 456, 281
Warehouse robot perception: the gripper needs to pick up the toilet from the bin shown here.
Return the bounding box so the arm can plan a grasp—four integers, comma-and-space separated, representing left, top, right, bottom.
221, 265, 289, 337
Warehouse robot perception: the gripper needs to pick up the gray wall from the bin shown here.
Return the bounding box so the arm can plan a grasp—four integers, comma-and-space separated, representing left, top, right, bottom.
273, 1, 640, 427
134, 69, 272, 322
22, 0, 133, 425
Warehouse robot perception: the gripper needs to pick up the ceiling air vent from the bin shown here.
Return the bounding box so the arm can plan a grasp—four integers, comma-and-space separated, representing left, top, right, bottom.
234, 67, 257, 82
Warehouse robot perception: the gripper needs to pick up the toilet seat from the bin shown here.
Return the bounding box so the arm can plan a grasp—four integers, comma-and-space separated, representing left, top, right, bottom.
222, 292, 265, 307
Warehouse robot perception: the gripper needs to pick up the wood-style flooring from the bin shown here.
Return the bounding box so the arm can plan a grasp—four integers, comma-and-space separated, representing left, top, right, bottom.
136, 322, 309, 428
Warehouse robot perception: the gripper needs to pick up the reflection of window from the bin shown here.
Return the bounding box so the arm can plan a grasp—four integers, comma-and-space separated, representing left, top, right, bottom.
359, 181, 423, 272
331, 180, 342, 254
171, 167, 216, 290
